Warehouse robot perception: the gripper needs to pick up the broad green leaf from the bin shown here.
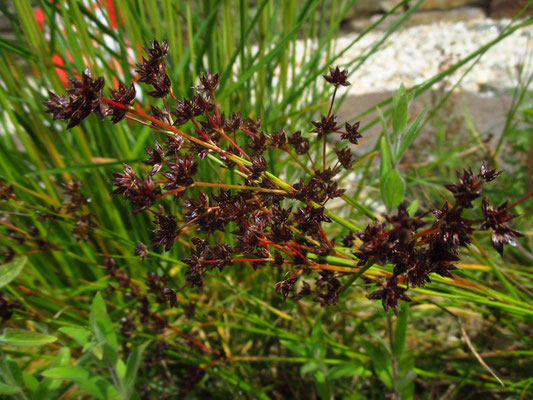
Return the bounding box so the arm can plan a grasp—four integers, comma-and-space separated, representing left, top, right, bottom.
312, 342, 326, 360
406, 200, 418, 216
328, 362, 365, 380
311, 319, 323, 341
42, 366, 91, 381
90, 293, 118, 351
397, 108, 427, 161
43, 366, 119, 400
89, 342, 104, 360
382, 169, 406, 210
124, 341, 150, 394
394, 303, 409, 359
300, 362, 321, 376
23, 370, 39, 393
0, 256, 27, 288
32, 347, 71, 399
313, 369, 328, 400
280, 340, 307, 357
392, 84, 409, 137
398, 354, 416, 400
0, 382, 21, 395
0, 329, 57, 347
6, 358, 23, 387
116, 358, 126, 381
53, 347, 71, 366
378, 108, 395, 169
398, 351, 416, 377
366, 323, 392, 356
58, 326, 91, 347
380, 136, 393, 201
360, 339, 392, 389
77, 377, 120, 400
102, 343, 119, 366
400, 370, 416, 400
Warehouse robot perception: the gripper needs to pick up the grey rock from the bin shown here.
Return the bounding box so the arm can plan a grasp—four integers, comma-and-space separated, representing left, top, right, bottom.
490, 0, 533, 18
409, 0, 487, 11
349, 6, 486, 31
335, 90, 510, 154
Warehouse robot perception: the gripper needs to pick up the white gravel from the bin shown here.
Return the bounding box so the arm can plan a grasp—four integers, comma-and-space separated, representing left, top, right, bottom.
340, 18, 532, 94
298, 17, 533, 95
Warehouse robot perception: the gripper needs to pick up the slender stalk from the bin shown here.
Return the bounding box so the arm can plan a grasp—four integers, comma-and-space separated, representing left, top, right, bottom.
216, 128, 252, 162
191, 118, 212, 142
287, 267, 303, 280
210, 89, 220, 122
192, 181, 287, 194
507, 190, 533, 210
323, 86, 338, 171
125, 114, 164, 130
387, 313, 399, 399
161, 187, 188, 196
283, 145, 314, 175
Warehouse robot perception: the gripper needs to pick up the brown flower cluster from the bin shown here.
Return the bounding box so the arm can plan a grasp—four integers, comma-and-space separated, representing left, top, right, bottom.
0, 180, 95, 267
103, 256, 174, 335
44, 68, 135, 129
44, 69, 107, 128
355, 164, 522, 313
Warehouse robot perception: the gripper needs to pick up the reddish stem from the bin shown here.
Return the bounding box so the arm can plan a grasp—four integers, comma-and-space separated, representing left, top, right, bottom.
323, 134, 327, 171
287, 267, 303, 281
205, 111, 219, 131
323, 86, 338, 171
412, 226, 438, 239
211, 89, 220, 124
161, 60, 178, 103
284, 242, 307, 261
125, 114, 161, 130
307, 152, 318, 173
327, 87, 337, 120
191, 117, 211, 142
507, 190, 533, 210
217, 129, 252, 162
162, 186, 187, 196
200, 258, 268, 264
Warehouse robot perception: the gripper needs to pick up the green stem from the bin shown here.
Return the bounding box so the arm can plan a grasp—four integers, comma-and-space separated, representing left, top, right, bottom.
387, 313, 399, 398
339, 261, 375, 295
193, 181, 287, 195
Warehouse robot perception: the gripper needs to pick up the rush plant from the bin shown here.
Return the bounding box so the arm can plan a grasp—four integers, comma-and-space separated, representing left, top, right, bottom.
42, 40, 528, 315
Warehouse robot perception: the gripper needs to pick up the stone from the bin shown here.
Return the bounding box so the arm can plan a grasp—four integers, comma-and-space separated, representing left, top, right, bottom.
335, 91, 511, 154
490, 0, 533, 18
343, 0, 384, 19
380, 0, 485, 12
380, 0, 408, 12
409, 0, 487, 10
349, 7, 486, 31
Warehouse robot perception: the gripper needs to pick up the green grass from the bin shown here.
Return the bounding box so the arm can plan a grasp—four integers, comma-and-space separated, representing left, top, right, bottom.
0, 0, 532, 399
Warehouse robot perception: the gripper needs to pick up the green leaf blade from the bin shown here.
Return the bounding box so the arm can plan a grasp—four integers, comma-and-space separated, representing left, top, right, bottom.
0, 329, 57, 347
0, 256, 27, 288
